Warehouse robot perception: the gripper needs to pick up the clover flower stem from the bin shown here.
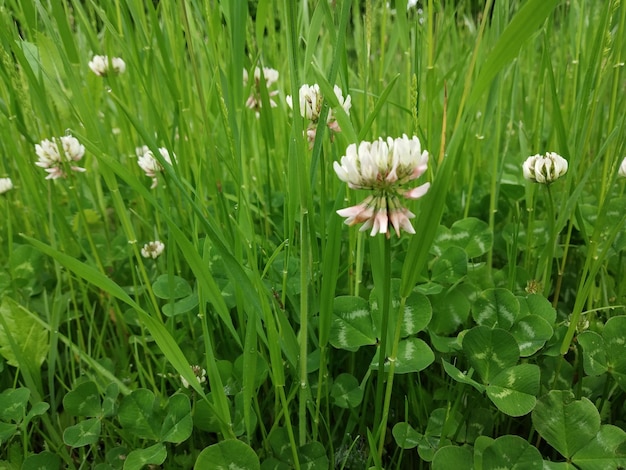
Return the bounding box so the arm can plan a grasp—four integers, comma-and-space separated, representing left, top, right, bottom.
99, 167, 160, 329
4, 196, 17, 295
540, 184, 556, 296
354, 229, 365, 296
552, 218, 574, 309
378, 294, 407, 458
279, 385, 302, 470
486, 79, 505, 277
560, 210, 626, 354
199, 296, 236, 439
524, 186, 536, 274
312, 344, 327, 442
299, 212, 311, 447
66, 180, 106, 275
373, 235, 392, 456
319, 146, 327, 254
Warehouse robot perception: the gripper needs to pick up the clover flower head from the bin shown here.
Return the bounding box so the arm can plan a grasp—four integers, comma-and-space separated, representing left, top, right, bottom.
286, 83, 352, 146
327, 85, 352, 133
334, 134, 430, 237
618, 157, 626, 178
136, 146, 176, 188
181, 365, 207, 389
522, 152, 568, 184
286, 84, 323, 122
141, 240, 165, 259
243, 66, 280, 115
243, 66, 279, 88
88, 55, 126, 76
35, 135, 86, 180
0, 177, 13, 195
333, 85, 352, 115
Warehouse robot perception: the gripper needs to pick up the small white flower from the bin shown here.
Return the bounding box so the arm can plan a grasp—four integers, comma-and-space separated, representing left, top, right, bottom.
59, 135, 85, 162
243, 66, 279, 88
286, 83, 352, 146
333, 85, 352, 115
141, 240, 165, 259
35, 135, 86, 179
89, 55, 126, 76
243, 66, 280, 114
0, 177, 13, 195
136, 146, 176, 188
181, 365, 207, 389
522, 152, 568, 184
334, 134, 430, 237
618, 157, 626, 178
287, 84, 323, 122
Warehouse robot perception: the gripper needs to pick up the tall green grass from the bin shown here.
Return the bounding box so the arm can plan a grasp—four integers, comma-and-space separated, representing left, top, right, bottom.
1, 0, 625, 468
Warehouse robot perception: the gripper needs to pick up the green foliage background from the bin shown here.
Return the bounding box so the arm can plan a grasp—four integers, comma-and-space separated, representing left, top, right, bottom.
0, 0, 626, 468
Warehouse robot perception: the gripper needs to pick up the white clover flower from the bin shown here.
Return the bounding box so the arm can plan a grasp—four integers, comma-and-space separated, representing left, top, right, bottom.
88, 55, 126, 76
286, 83, 352, 146
286, 84, 323, 122
243, 66, 279, 88
243, 66, 280, 114
35, 135, 86, 179
141, 240, 165, 259
327, 85, 352, 133
136, 146, 176, 188
0, 177, 13, 195
333, 85, 352, 115
618, 157, 626, 178
181, 365, 207, 389
522, 152, 568, 184
59, 135, 85, 162
334, 134, 430, 237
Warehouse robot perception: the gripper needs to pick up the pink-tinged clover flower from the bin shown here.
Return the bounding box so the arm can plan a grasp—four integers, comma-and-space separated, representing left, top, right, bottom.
35, 135, 86, 180
243, 66, 280, 116
136, 145, 176, 189
88, 55, 126, 76
286, 83, 352, 146
522, 152, 568, 184
334, 134, 430, 237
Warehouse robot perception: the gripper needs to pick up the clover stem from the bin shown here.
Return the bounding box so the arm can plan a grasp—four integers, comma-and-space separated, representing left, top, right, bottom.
378, 294, 407, 457
373, 234, 391, 454
541, 183, 556, 296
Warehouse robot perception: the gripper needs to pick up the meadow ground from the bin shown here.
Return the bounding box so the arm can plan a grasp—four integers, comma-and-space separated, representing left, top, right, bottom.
1, 0, 626, 468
